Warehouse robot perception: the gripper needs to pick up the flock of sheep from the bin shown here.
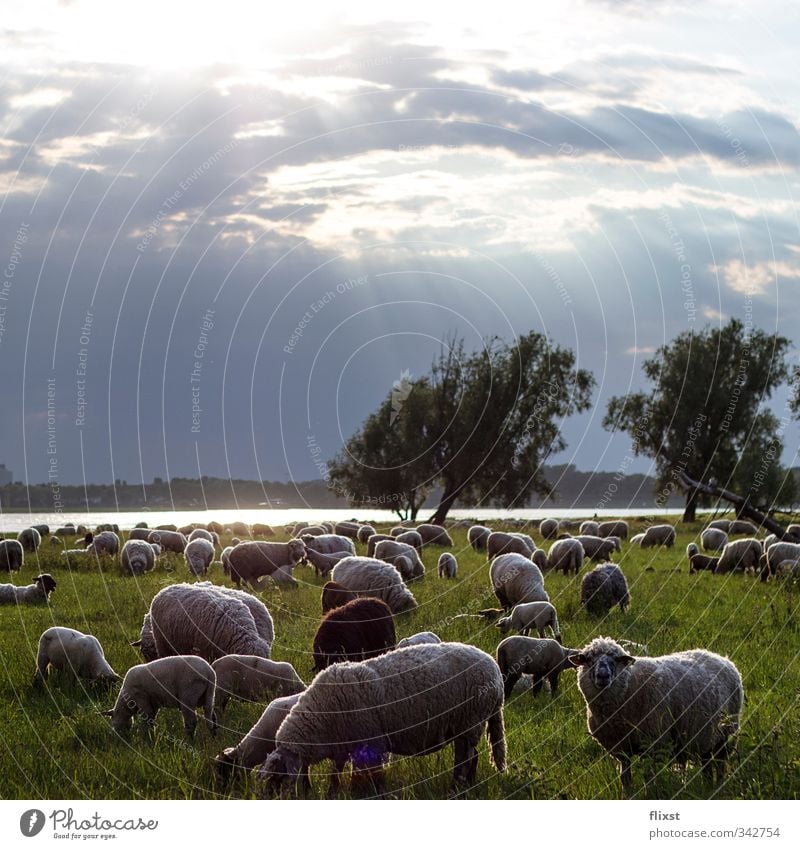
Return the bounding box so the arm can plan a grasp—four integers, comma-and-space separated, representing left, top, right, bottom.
4, 510, 787, 797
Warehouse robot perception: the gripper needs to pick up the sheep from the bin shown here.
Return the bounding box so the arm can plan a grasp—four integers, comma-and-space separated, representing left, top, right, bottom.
0, 539, 24, 572
305, 548, 352, 577
395, 530, 423, 550
707, 519, 732, 532
139, 583, 273, 663
86, 531, 120, 556
330, 557, 417, 614
630, 533, 645, 546
227, 540, 306, 589
207, 521, 225, 535
716, 538, 762, 575
539, 518, 560, 540
215, 692, 304, 778
762, 533, 778, 552
54, 524, 77, 537
321, 580, 359, 613
229, 521, 250, 537
414, 523, 454, 547
31, 523, 50, 537
701, 528, 728, 552
580, 563, 630, 615
259, 642, 505, 794
366, 534, 394, 557
34, 626, 118, 685
312, 597, 396, 672
580, 521, 600, 536
496, 601, 561, 641
357, 524, 376, 544
0, 574, 56, 604
184, 538, 215, 577
496, 636, 577, 698
120, 539, 156, 576
686, 543, 719, 574
127, 528, 151, 542
547, 538, 584, 575
188, 528, 215, 545
728, 520, 758, 536
252, 523, 275, 537
638, 524, 676, 548
295, 525, 326, 537
531, 548, 548, 572
490, 553, 548, 609
575, 535, 621, 561
396, 631, 441, 649
101, 655, 217, 737
334, 521, 361, 539
468, 525, 491, 551
487, 531, 534, 560
220, 544, 236, 575
194, 582, 274, 648
598, 520, 629, 539
147, 529, 187, 554
570, 636, 743, 793
17, 527, 41, 553
374, 539, 425, 581
438, 552, 458, 578
759, 541, 800, 582
212, 656, 305, 712
301, 533, 356, 556
135, 521, 149, 529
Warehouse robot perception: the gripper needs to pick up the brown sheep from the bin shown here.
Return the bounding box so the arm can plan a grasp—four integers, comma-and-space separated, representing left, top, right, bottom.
311, 597, 396, 672
321, 581, 359, 613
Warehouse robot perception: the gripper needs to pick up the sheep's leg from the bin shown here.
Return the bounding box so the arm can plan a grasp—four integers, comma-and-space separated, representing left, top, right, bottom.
503, 672, 520, 700
536, 626, 545, 638
33, 652, 49, 687
618, 757, 633, 796
531, 677, 544, 696
521, 626, 530, 636
180, 707, 198, 737
452, 731, 480, 788
548, 671, 560, 696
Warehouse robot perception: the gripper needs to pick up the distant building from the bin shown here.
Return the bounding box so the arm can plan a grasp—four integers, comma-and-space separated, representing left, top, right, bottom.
0, 464, 12, 486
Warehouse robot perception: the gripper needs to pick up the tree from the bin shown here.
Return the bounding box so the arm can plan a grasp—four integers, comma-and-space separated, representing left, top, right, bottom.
603, 319, 791, 522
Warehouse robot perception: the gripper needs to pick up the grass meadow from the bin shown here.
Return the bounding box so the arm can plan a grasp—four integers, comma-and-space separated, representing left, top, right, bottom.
0, 518, 798, 800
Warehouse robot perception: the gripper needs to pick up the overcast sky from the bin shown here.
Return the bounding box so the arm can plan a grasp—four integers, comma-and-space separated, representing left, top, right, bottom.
1, 0, 800, 490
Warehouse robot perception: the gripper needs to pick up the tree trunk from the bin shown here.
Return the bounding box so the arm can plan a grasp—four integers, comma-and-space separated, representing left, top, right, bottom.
410, 504, 419, 521
429, 484, 460, 525
682, 489, 698, 523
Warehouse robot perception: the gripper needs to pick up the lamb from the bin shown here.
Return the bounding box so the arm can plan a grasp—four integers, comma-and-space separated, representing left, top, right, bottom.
330, 557, 418, 614
547, 538, 584, 575
395, 530, 423, 550
487, 531, 534, 559
496, 636, 577, 698
574, 535, 620, 561
580, 521, 600, 536
188, 528, 216, 545
570, 636, 743, 793
728, 520, 758, 536
490, 553, 548, 609
715, 538, 762, 575
312, 597, 396, 671
701, 528, 728, 552
120, 539, 156, 576
212, 656, 305, 711
686, 543, 719, 574
414, 523, 454, 547
357, 524, 376, 544
496, 601, 561, 641
227, 540, 306, 589
0, 539, 24, 572
305, 548, 352, 577
759, 541, 800, 582
147, 529, 187, 554
638, 524, 676, 548
86, 531, 120, 556
184, 538, 215, 577
580, 563, 630, 615
101, 655, 217, 737
438, 552, 458, 578
539, 518, 560, 540
396, 631, 441, 649
259, 642, 505, 794
321, 580, 359, 612
334, 521, 361, 539
17, 527, 41, 553
468, 525, 492, 551
301, 534, 356, 556
366, 534, 394, 557
35, 626, 118, 685
374, 539, 425, 580
0, 574, 56, 604
598, 520, 629, 539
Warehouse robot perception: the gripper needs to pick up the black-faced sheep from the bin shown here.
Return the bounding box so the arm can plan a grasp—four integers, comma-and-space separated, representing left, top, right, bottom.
686, 543, 719, 574
227, 540, 306, 589
330, 557, 418, 614
0, 574, 56, 604
580, 563, 630, 615
468, 525, 491, 551
212, 656, 304, 711
496, 636, 577, 698
490, 553, 548, 609
312, 597, 396, 672
547, 538, 584, 575
438, 552, 458, 578
35, 626, 118, 685
0, 539, 24, 572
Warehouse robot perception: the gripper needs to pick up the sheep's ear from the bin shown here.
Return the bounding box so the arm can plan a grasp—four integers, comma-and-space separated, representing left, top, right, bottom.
568, 653, 588, 667
618, 654, 635, 666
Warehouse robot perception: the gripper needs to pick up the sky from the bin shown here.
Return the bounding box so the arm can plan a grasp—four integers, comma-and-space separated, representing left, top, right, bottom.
1, 0, 800, 491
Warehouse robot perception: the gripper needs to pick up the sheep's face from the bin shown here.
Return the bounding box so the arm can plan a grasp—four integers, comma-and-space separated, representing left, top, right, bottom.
260, 749, 302, 791
571, 650, 634, 689
288, 539, 307, 564
35, 575, 57, 595
495, 617, 512, 633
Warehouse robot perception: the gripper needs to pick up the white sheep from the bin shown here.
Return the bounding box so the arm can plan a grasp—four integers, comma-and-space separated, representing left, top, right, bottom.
414, 523, 454, 547
728, 520, 758, 536
17, 527, 41, 553
570, 636, 743, 793
227, 540, 305, 589
120, 539, 156, 576
396, 631, 442, 649
574, 535, 621, 561
211, 655, 305, 712
468, 525, 491, 551
487, 531, 534, 559
580, 521, 600, 536
701, 528, 728, 552
357, 524, 376, 544
759, 541, 800, 581
707, 519, 732, 532
490, 553, 548, 609
395, 530, 423, 550
185, 538, 215, 577
147, 529, 187, 554
86, 531, 120, 556
301, 533, 356, 556
0, 574, 56, 604
373, 539, 425, 580
716, 538, 762, 575
330, 556, 417, 614
539, 518, 560, 539
547, 538, 584, 575
638, 524, 676, 548
496, 601, 560, 641
34, 626, 118, 685
101, 655, 217, 737
598, 520, 629, 539
366, 534, 394, 557
0, 539, 24, 571
437, 552, 458, 578
762, 533, 778, 552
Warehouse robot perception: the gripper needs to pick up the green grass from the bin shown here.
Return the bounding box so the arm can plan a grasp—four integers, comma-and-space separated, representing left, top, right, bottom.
1, 518, 799, 800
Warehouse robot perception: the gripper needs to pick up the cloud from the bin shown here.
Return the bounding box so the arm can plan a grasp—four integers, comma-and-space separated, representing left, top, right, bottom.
711, 259, 800, 295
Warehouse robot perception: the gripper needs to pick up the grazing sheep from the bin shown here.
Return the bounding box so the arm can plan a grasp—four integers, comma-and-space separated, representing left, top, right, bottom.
762, 534, 778, 552
102, 655, 217, 737
147, 529, 187, 554
0, 574, 56, 604
707, 519, 732, 532
570, 637, 743, 793
573, 535, 620, 561
31, 523, 50, 537
414, 524, 454, 547
333, 521, 361, 539
728, 520, 758, 536
547, 538, 584, 575
330, 557, 417, 614
212, 656, 305, 712
496, 601, 560, 641
357, 525, 376, 544
468, 525, 492, 551
321, 581, 359, 613
295, 525, 326, 537
580, 563, 630, 615
496, 636, 577, 698
580, 521, 600, 536
490, 553, 548, 609
188, 528, 215, 545
312, 597, 396, 672
259, 642, 505, 794
638, 524, 676, 548
302, 533, 356, 556
701, 528, 728, 552
229, 521, 250, 537
716, 538, 762, 575
305, 548, 352, 577
374, 539, 425, 580
389, 526, 405, 537
35, 626, 118, 685
531, 548, 548, 572
252, 523, 275, 537
487, 531, 534, 560
396, 631, 441, 649
194, 582, 275, 648
686, 543, 719, 574
0, 539, 24, 572
86, 531, 120, 556
207, 521, 225, 535
395, 530, 423, 550
598, 520, 629, 539
366, 534, 395, 557
539, 518, 560, 540
127, 528, 151, 542
156, 524, 178, 532
120, 539, 156, 576
438, 552, 458, 578
185, 538, 215, 577
227, 540, 306, 589
54, 524, 77, 537
759, 541, 800, 582
17, 527, 41, 553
